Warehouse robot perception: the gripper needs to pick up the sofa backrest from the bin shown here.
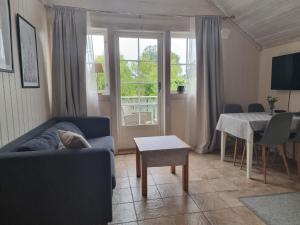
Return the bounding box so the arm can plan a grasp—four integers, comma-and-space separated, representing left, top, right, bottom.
1, 120, 57, 153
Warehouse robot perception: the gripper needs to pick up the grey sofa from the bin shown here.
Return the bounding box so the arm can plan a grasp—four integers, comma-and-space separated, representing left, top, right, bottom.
0, 117, 115, 225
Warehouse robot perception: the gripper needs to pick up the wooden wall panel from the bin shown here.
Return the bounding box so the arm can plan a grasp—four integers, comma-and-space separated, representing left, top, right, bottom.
0, 0, 51, 148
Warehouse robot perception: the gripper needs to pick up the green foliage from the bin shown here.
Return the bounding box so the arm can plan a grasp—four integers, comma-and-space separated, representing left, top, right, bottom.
95, 45, 185, 95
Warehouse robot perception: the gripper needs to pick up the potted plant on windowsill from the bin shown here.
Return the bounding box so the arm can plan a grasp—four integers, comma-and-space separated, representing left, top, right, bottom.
175, 79, 186, 94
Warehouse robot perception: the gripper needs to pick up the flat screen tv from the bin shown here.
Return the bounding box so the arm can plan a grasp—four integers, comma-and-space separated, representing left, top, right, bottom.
271, 52, 300, 90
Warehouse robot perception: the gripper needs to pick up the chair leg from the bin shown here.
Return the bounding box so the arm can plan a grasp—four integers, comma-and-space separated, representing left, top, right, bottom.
240, 144, 246, 169
233, 138, 238, 166
278, 144, 290, 178
262, 145, 267, 184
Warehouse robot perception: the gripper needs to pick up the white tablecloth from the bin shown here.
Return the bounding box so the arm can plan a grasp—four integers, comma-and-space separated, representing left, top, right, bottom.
216, 113, 300, 143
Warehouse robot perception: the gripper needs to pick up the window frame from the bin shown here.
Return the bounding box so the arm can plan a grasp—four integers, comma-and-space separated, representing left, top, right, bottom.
170, 31, 192, 94
87, 28, 110, 95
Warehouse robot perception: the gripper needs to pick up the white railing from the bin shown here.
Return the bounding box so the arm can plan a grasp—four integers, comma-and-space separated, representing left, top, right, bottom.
121, 96, 158, 126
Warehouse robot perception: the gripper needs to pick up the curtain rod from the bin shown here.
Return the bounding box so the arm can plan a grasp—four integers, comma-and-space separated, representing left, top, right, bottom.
45, 4, 234, 20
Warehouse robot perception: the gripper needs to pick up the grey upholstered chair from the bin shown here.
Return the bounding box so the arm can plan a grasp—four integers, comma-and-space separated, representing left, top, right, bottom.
241, 113, 293, 183
223, 104, 244, 166
248, 103, 265, 112
291, 124, 300, 176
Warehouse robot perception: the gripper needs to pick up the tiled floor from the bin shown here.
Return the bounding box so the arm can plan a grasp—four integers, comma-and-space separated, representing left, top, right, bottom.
111, 152, 300, 225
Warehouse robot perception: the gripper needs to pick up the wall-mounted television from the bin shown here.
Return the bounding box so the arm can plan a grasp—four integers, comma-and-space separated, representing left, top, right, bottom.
271, 52, 300, 90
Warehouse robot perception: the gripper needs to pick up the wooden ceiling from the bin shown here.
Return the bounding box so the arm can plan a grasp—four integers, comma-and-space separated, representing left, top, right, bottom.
45, 0, 300, 48
211, 0, 300, 47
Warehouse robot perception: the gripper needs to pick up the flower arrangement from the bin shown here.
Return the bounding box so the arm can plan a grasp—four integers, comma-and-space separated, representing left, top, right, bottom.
175, 79, 186, 94
266, 95, 278, 115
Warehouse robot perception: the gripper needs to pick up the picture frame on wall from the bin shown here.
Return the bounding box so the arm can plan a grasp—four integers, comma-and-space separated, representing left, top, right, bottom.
0, 0, 14, 72
17, 14, 40, 88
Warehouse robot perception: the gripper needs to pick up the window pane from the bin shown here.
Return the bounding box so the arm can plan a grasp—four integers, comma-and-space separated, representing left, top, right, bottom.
86, 34, 108, 94
139, 38, 157, 62
171, 38, 187, 64
119, 37, 138, 60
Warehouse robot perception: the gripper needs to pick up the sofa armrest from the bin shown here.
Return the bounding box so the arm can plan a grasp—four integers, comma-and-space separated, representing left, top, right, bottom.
0, 149, 112, 225
55, 116, 111, 138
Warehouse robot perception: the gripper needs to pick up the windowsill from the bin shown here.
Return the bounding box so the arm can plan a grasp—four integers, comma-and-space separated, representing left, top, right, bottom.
170, 92, 188, 99
97, 93, 110, 101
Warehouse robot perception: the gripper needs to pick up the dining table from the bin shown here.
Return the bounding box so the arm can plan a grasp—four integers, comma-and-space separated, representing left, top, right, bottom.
216, 112, 300, 179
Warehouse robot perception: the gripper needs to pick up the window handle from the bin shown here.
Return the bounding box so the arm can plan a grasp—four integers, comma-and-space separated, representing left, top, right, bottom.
158, 81, 162, 92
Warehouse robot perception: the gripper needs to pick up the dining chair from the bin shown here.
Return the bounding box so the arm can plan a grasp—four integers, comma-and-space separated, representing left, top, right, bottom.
223, 104, 244, 166
248, 103, 265, 112
241, 113, 293, 183
291, 124, 300, 176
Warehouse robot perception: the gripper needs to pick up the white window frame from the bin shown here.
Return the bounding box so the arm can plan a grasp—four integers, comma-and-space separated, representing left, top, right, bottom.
170, 31, 192, 94
87, 28, 110, 95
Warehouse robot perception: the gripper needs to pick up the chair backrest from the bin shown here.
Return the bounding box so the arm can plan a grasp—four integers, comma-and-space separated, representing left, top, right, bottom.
223, 104, 243, 113
259, 113, 293, 146
248, 103, 265, 112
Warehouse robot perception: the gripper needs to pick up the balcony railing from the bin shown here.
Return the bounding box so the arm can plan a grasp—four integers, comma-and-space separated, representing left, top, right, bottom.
121, 96, 158, 126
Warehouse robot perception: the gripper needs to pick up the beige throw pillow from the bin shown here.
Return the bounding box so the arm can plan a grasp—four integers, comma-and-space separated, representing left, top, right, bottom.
58, 130, 91, 149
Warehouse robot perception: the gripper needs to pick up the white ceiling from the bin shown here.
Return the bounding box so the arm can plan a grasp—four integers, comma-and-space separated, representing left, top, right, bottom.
45, 0, 300, 48
211, 0, 300, 47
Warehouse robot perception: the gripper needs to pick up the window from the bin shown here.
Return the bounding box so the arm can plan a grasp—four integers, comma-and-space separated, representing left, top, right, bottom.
170, 33, 193, 93
86, 30, 109, 94
118, 36, 159, 126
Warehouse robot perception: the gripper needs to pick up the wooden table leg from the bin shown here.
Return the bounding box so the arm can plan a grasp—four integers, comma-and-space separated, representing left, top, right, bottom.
171, 165, 176, 174
142, 157, 147, 196
136, 146, 141, 177
297, 143, 300, 178
182, 154, 189, 192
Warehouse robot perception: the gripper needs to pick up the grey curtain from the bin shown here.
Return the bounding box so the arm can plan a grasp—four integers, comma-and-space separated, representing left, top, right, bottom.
52, 7, 87, 117
195, 16, 224, 153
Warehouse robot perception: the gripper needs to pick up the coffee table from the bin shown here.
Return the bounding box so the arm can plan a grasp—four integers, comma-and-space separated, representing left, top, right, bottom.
134, 135, 190, 196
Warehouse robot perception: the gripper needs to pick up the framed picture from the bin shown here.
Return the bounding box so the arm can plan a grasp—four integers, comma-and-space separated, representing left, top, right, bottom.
17, 14, 39, 88
0, 0, 14, 72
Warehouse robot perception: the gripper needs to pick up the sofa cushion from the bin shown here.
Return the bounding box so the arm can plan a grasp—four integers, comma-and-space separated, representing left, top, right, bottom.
18, 127, 60, 152
54, 122, 84, 136
88, 136, 115, 154
58, 130, 91, 149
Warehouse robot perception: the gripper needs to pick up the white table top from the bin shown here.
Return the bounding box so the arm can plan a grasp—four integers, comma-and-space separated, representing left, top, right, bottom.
216, 113, 300, 142
134, 135, 190, 152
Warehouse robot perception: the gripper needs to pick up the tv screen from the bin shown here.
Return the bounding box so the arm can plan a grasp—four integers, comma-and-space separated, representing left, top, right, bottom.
271, 52, 300, 90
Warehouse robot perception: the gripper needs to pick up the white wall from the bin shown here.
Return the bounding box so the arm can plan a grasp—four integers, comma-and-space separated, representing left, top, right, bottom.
258, 40, 300, 112
0, 0, 51, 148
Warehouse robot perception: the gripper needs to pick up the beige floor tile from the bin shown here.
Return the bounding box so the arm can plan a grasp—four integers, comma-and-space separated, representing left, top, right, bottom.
232, 206, 266, 225
157, 184, 186, 198
134, 199, 166, 220
152, 174, 181, 185
189, 180, 216, 194
111, 222, 138, 225
139, 217, 175, 225
112, 203, 137, 224
131, 185, 161, 201
192, 168, 224, 180
191, 192, 230, 211
204, 208, 245, 225
217, 190, 254, 207
162, 195, 200, 215
116, 177, 131, 189
113, 188, 133, 204
116, 168, 129, 178
129, 175, 155, 188
172, 213, 211, 225
208, 178, 239, 192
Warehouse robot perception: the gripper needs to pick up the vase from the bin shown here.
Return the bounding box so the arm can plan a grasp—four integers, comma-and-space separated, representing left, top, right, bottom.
268, 101, 275, 115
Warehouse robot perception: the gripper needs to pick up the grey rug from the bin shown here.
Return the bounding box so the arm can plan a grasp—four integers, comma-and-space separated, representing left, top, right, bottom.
240, 192, 300, 225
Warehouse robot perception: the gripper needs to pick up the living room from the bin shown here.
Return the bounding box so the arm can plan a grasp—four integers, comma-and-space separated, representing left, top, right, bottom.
0, 0, 300, 224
